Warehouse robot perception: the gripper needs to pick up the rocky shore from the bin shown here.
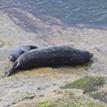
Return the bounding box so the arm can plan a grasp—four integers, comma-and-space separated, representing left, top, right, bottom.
0, 8, 107, 107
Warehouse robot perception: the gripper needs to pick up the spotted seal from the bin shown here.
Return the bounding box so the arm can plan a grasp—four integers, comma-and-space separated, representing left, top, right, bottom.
6, 45, 93, 76
9, 45, 38, 62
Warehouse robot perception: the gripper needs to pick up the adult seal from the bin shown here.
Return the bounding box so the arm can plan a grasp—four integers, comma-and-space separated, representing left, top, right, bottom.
9, 45, 38, 62
6, 45, 93, 76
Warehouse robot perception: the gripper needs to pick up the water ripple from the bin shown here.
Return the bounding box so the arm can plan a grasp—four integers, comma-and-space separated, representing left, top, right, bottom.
0, 0, 107, 28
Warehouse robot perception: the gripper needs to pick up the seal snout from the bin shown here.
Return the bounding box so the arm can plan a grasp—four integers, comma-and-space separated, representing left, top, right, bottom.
82, 51, 93, 62
89, 53, 93, 58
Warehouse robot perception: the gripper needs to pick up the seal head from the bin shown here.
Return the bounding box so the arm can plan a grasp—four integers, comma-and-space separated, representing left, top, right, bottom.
9, 45, 38, 62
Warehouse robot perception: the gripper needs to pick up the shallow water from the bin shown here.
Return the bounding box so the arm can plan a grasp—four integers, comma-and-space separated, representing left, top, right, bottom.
0, 0, 107, 28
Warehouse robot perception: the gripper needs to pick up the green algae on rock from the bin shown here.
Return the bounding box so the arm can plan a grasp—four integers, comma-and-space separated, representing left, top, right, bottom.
61, 76, 105, 94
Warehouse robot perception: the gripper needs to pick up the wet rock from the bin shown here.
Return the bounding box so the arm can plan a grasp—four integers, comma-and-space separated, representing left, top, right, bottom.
38, 94, 44, 98
37, 87, 41, 91
91, 91, 107, 104
0, 40, 5, 47
96, 45, 107, 55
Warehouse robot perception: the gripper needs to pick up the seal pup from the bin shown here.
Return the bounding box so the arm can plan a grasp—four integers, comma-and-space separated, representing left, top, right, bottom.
6, 45, 93, 76
9, 45, 38, 62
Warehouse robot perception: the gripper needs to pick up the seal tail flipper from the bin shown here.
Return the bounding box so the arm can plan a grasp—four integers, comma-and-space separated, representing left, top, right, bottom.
5, 61, 19, 76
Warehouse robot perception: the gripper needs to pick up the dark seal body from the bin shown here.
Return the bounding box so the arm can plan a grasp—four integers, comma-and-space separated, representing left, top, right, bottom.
9, 45, 38, 62
6, 45, 93, 76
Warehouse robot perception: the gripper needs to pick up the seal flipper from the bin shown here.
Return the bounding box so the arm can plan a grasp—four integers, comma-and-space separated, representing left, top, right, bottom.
30, 45, 38, 49
5, 61, 19, 76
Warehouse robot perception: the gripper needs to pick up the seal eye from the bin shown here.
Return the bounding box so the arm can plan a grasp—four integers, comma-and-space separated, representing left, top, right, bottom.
9, 55, 17, 62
